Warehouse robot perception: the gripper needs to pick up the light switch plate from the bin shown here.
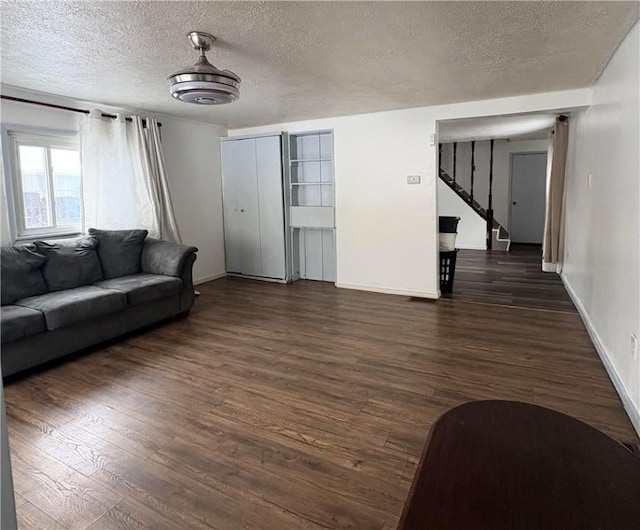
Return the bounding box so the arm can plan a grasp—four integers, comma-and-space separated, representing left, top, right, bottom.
407, 175, 421, 184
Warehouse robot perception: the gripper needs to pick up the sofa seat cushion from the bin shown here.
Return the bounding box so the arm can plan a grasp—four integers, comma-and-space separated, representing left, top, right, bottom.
94, 274, 182, 307
15, 286, 126, 331
1, 305, 46, 344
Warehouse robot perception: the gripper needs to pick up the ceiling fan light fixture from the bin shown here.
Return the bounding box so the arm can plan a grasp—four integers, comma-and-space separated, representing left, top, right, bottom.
168, 31, 240, 105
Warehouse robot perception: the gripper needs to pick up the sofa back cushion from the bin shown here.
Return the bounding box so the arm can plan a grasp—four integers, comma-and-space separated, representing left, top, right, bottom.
34, 236, 103, 292
88, 228, 148, 279
1, 245, 49, 305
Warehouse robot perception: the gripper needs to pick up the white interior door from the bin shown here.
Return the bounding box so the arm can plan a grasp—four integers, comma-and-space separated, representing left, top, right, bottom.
255, 136, 286, 279
221, 139, 262, 276
510, 152, 547, 244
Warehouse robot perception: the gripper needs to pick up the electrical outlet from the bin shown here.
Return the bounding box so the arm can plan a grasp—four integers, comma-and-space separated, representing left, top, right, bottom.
631, 333, 638, 361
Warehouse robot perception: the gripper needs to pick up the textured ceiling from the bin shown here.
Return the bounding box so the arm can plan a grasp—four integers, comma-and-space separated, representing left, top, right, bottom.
439, 113, 557, 143
1, 1, 638, 129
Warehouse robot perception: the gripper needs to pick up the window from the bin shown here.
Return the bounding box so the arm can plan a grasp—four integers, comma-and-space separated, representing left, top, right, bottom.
7, 131, 82, 238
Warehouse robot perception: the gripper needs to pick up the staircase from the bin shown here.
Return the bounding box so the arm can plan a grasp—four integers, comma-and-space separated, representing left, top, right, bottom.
439, 140, 510, 251
439, 169, 510, 250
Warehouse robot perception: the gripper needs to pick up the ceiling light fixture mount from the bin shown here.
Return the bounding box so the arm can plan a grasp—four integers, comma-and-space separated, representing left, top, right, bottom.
168, 31, 240, 105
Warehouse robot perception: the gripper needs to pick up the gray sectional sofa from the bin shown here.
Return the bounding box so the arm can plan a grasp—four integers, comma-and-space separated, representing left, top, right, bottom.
1, 228, 198, 377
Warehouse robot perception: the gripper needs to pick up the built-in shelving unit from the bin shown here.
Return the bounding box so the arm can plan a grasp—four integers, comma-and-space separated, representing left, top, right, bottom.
288, 130, 336, 282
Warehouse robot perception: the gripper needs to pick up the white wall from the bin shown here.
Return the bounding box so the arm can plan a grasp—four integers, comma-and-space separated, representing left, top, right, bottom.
0, 90, 228, 283
159, 118, 227, 283
441, 139, 548, 230
562, 22, 640, 433
0, 97, 79, 131
436, 179, 486, 250
230, 89, 590, 298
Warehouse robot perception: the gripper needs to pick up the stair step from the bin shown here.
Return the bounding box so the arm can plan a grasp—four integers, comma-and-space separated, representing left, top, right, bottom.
438, 172, 494, 225
438, 170, 511, 251
491, 238, 510, 251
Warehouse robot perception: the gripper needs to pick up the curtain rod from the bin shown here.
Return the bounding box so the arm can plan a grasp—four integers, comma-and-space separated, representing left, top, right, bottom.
0, 95, 162, 127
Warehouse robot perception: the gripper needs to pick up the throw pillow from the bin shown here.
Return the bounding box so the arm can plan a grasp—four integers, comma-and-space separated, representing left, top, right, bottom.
0, 245, 49, 305
34, 236, 103, 292
88, 228, 148, 279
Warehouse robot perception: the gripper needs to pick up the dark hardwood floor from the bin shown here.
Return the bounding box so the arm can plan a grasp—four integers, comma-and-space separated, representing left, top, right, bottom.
451, 244, 576, 311
4, 249, 638, 529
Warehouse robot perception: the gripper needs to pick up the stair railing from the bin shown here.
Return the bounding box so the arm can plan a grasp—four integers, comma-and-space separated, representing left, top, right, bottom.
438, 139, 500, 251
453, 142, 457, 185
486, 139, 494, 250
470, 141, 475, 205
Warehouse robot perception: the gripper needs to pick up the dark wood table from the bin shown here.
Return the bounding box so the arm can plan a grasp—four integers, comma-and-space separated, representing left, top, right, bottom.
398, 400, 640, 530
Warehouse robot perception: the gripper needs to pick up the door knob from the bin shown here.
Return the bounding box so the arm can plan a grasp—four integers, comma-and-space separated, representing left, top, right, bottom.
512, 201, 517, 205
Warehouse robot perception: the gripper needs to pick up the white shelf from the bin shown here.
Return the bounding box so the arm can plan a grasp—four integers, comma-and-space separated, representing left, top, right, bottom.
291, 182, 333, 186
290, 158, 333, 163
290, 206, 335, 228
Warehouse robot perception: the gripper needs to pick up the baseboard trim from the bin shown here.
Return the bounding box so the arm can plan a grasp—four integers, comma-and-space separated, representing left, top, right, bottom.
194, 272, 227, 285
542, 261, 560, 273
336, 282, 439, 299
561, 272, 640, 437
455, 244, 487, 250
226, 273, 289, 284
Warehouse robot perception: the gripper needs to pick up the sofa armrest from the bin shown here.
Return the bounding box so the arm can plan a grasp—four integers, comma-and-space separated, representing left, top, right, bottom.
142, 238, 198, 313
141, 238, 198, 278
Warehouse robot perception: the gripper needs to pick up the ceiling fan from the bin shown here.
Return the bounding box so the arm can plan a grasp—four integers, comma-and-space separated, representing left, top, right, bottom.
168, 31, 241, 105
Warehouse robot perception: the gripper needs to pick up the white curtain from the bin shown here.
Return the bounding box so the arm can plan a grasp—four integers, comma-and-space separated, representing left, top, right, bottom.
0, 143, 13, 246
130, 117, 181, 242
79, 112, 181, 242
542, 117, 569, 272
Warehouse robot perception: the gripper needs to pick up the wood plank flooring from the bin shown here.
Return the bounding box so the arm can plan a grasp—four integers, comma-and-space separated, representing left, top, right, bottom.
451, 244, 576, 311
4, 250, 638, 529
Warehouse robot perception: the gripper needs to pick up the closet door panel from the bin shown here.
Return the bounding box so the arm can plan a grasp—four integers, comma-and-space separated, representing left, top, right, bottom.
321, 230, 336, 282
301, 229, 323, 280
255, 136, 286, 279
221, 139, 261, 276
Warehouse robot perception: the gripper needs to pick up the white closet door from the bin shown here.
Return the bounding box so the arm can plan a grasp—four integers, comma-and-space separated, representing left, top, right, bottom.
221, 139, 262, 276
301, 229, 323, 280
321, 230, 336, 282
298, 228, 335, 281
255, 136, 286, 279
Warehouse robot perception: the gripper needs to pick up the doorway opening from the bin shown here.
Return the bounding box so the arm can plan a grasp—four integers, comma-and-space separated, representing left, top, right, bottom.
436, 113, 554, 254
435, 112, 559, 300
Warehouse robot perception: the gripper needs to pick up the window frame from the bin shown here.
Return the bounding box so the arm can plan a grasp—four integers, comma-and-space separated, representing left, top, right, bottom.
5, 129, 82, 240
